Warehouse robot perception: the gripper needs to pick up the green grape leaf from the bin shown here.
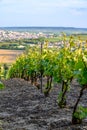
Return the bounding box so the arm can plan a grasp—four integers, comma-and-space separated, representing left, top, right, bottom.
0, 81, 5, 90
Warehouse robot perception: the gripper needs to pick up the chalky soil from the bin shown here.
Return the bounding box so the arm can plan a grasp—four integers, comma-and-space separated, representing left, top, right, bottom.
0, 78, 87, 130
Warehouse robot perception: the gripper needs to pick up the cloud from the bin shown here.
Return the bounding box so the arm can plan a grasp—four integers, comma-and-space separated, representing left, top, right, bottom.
1, 0, 87, 17
31, 0, 87, 8
58, 1, 86, 15
1, 0, 87, 9
69, 7, 87, 16
76, 7, 87, 11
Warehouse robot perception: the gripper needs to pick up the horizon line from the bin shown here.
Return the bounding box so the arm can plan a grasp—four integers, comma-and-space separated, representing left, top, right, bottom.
0, 26, 87, 29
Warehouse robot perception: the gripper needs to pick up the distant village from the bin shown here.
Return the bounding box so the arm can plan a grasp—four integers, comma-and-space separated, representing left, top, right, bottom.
0, 30, 86, 49
0, 30, 54, 42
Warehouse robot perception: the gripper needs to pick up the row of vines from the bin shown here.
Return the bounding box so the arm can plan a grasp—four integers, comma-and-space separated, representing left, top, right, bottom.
7, 35, 87, 124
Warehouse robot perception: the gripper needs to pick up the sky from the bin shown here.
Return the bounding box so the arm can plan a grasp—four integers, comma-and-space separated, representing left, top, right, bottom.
0, 0, 87, 28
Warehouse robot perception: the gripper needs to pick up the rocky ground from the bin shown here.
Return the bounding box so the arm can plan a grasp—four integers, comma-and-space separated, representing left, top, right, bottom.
0, 78, 87, 130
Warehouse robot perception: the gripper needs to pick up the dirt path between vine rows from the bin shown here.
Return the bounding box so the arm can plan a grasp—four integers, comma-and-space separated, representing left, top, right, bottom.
0, 78, 87, 130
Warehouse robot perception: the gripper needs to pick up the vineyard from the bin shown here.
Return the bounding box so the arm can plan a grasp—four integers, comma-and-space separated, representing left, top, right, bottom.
0, 35, 87, 129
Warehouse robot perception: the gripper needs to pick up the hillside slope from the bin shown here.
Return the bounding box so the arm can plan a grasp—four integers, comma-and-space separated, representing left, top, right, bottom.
0, 78, 87, 130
